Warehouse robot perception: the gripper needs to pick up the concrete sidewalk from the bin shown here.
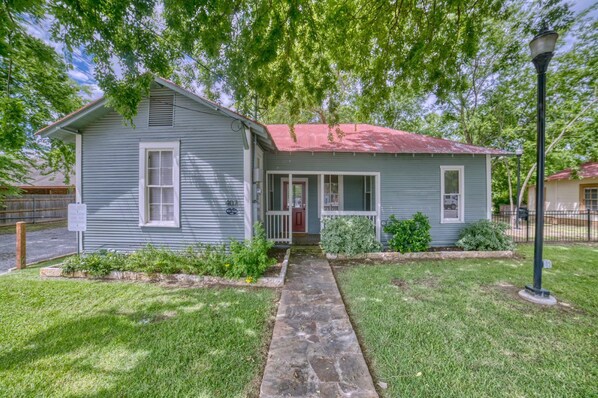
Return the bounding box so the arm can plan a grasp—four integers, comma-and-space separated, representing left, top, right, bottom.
260, 248, 378, 397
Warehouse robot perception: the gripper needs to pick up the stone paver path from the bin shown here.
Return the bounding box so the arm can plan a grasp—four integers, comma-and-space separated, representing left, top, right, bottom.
260, 248, 378, 398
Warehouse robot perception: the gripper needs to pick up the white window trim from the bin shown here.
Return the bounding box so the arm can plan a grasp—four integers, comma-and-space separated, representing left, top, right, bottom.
139, 141, 180, 228
440, 165, 465, 224
322, 174, 344, 211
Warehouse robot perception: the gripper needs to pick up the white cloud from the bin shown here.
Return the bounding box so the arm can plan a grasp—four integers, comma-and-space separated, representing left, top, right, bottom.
68, 69, 92, 82
81, 84, 104, 100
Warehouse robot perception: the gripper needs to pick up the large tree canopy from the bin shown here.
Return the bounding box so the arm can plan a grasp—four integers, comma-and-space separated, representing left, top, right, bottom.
47, 0, 512, 120
1, 0, 83, 200
2, 0, 595, 211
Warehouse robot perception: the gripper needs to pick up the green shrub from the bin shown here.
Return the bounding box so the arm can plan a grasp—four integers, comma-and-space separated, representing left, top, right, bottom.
62, 250, 127, 276
61, 222, 276, 281
456, 219, 514, 251
184, 243, 230, 276
320, 216, 382, 255
384, 212, 432, 253
229, 223, 275, 279
125, 245, 187, 274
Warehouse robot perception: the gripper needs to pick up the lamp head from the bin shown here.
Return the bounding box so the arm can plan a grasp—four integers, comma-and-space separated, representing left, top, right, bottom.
529, 26, 558, 60
515, 148, 523, 156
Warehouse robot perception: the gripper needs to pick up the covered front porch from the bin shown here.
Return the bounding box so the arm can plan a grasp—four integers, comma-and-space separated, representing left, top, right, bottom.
264, 171, 381, 244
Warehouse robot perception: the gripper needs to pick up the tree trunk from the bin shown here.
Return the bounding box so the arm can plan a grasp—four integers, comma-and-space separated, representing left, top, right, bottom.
503, 158, 515, 226
518, 96, 597, 207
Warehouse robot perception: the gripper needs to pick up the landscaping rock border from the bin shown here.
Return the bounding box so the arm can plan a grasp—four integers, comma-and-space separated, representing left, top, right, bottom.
326, 250, 513, 261
40, 248, 291, 288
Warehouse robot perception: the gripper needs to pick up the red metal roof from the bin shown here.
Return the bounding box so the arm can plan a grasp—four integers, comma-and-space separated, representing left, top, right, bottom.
546, 161, 598, 181
266, 123, 505, 155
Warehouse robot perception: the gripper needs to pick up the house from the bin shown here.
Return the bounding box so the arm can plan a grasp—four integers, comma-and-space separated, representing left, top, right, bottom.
528, 161, 598, 212
38, 77, 504, 252
18, 163, 74, 195
0, 163, 74, 225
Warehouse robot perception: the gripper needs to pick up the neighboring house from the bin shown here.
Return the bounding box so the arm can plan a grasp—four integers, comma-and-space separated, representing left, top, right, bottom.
18, 164, 74, 195
0, 164, 75, 225
38, 77, 504, 252
528, 161, 598, 212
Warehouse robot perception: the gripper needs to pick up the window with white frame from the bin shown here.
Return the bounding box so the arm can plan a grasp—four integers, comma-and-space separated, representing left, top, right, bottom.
323, 175, 342, 211
584, 187, 598, 210
441, 166, 464, 223
139, 142, 180, 227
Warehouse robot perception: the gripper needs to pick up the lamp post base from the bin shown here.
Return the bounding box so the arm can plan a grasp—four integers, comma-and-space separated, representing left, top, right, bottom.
518, 288, 557, 306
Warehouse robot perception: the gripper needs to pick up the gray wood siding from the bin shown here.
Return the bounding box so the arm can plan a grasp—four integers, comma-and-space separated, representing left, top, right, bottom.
265, 152, 489, 246
81, 87, 245, 252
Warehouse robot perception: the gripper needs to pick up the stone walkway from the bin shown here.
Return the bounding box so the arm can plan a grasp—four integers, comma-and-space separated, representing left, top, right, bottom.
260, 248, 378, 398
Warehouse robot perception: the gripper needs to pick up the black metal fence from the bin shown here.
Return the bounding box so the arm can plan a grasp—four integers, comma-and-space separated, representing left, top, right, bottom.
493, 210, 598, 243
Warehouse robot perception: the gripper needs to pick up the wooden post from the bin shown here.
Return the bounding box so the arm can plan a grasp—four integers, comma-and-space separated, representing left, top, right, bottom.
16, 222, 26, 269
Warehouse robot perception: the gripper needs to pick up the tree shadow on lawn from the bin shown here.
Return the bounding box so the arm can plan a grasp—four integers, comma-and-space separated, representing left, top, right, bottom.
0, 288, 270, 397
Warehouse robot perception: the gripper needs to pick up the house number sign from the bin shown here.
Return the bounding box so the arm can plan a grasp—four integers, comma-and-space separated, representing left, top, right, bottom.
226, 207, 238, 215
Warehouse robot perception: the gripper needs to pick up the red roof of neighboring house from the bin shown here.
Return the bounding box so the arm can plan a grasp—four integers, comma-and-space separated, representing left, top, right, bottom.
266, 123, 505, 155
546, 161, 598, 181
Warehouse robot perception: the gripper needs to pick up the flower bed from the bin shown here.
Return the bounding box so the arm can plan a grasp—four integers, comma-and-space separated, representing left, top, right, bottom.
326, 250, 513, 261
41, 248, 290, 288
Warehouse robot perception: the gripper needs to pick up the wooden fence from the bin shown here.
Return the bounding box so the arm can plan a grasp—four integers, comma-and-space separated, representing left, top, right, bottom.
0, 194, 75, 225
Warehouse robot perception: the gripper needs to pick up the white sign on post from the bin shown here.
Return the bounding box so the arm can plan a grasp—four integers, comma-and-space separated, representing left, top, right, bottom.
68, 203, 87, 232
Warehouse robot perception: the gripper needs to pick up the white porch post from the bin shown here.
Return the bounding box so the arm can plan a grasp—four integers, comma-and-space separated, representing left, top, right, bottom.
375, 173, 381, 241
288, 173, 293, 243
320, 174, 325, 231
243, 127, 253, 240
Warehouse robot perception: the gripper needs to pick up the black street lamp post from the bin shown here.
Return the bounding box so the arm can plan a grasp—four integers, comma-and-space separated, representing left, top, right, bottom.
515, 148, 523, 229
523, 25, 558, 301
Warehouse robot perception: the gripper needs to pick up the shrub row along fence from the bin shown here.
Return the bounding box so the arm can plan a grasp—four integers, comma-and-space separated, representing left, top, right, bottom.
0, 194, 74, 226
493, 210, 598, 242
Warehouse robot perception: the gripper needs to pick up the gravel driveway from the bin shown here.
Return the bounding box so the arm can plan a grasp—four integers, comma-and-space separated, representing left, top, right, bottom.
0, 227, 76, 273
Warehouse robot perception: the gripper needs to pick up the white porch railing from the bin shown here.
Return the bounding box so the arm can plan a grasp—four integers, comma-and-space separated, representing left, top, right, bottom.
320, 211, 379, 240
320, 210, 377, 221
266, 211, 291, 243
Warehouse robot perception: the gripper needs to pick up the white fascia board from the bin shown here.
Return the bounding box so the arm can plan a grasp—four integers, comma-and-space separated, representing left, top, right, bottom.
38, 99, 108, 139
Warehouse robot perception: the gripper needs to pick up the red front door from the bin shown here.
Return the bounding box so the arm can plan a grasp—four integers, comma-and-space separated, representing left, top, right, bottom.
283, 181, 307, 233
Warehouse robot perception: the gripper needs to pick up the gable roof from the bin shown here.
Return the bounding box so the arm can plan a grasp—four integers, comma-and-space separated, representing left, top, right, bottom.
36, 77, 276, 151
546, 161, 598, 181
267, 124, 505, 155
19, 164, 74, 188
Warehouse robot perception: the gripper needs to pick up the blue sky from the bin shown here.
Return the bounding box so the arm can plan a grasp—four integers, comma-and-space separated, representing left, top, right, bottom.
28, 1, 596, 102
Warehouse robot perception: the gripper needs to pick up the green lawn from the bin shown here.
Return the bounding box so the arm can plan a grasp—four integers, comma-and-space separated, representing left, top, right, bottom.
335, 244, 598, 397
0, 262, 277, 397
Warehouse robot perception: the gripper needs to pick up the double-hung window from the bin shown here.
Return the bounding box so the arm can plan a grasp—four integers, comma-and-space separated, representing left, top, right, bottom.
583, 186, 598, 210
139, 142, 180, 227
323, 175, 342, 211
441, 166, 464, 223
